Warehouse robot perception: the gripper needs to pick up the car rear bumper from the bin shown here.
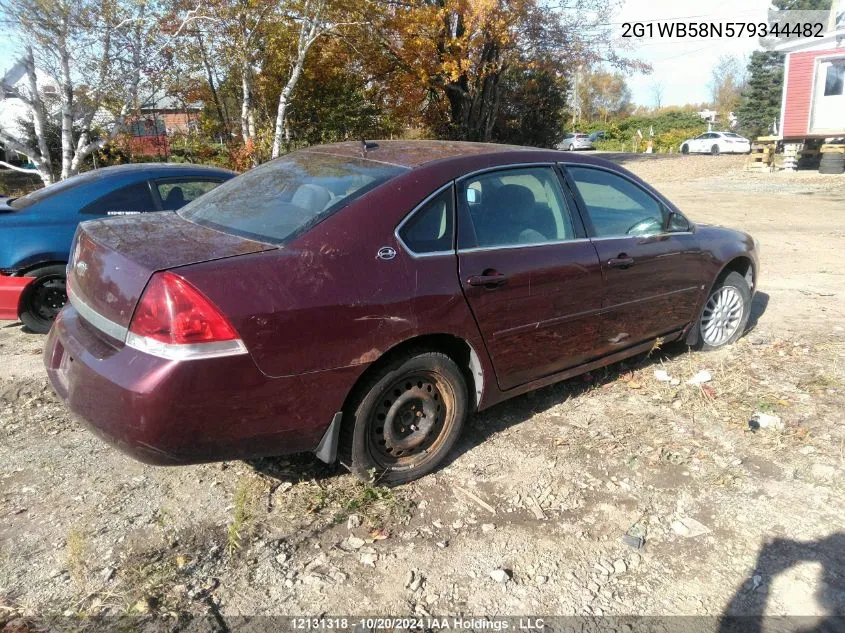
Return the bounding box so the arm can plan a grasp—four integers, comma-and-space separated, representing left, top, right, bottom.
44, 306, 363, 465
0, 273, 31, 321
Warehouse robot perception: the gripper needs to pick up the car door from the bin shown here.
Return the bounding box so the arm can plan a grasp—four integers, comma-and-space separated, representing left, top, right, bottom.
456, 165, 604, 391
152, 178, 224, 211
563, 164, 704, 350
692, 134, 709, 153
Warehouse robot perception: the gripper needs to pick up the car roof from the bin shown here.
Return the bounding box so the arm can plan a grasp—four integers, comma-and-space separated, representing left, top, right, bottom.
299, 140, 553, 169
85, 163, 236, 176
290, 140, 637, 186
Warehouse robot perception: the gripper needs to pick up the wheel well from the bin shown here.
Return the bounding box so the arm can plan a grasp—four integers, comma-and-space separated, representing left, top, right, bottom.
18, 260, 67, 276
341, 334, 484, 415
720, 256, 754, 291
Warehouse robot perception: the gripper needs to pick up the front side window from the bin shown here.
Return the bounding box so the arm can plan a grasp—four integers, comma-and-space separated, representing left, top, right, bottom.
458, 167, 576, 249
567, 166, 668, 238
399, 187, 454, 254
80, 182, 155, 216
156, 180, 222, 210
179, 152, 406, 244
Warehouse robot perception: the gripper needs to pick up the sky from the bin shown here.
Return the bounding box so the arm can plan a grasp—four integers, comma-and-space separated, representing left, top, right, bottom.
1, 0, 777, 109
612, 0, 775, 107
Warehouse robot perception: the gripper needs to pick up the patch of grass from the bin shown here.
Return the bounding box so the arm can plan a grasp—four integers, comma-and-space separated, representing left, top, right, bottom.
65, 529, 87, 584
797, 373, 839, 391
226, 477, 263, 557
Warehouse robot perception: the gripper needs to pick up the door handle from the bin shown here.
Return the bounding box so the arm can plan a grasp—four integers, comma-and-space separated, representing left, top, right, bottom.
467, 270, 508, 288
608, 255, 635, 269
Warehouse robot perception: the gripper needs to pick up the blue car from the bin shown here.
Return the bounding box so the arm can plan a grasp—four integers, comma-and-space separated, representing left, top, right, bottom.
0, 163, 235, 332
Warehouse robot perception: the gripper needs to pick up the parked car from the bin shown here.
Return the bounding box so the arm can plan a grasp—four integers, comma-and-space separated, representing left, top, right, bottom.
0, 164, 235, 332
560, 133, 593, 151
588, 130, 606, 143
680, 132, 751, 155
44, 140, 759, 484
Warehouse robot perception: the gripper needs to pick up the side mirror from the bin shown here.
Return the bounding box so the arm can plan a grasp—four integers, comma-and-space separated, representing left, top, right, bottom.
667, 210, 690, 232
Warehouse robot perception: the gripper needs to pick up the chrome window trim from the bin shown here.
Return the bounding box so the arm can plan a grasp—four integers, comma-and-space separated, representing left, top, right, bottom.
394, 182, 456, 259
457, 162, 555, 182
457, 238, 592, 254
588, 232, 694, 242
68, 286, 129, 342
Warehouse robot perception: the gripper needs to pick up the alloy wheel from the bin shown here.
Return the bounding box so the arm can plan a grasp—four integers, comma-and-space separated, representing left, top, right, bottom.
700, 286, 743, 347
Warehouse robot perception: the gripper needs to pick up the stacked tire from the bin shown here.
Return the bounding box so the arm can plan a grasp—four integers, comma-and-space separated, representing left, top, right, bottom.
819, 151, 845, 174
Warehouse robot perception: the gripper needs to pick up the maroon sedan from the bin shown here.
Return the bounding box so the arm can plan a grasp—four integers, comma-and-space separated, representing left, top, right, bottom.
44, 141, 759, 484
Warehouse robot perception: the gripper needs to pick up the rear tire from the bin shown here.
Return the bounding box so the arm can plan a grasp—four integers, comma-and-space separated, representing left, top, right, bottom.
692, 271, 751, 351
340, 350, 468, 485
18, 265, 67, 334
681, 144, 689, 154
711, 144, 720, 156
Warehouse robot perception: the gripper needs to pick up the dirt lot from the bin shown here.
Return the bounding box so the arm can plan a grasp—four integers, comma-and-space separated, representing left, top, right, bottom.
1, 155, 844, 628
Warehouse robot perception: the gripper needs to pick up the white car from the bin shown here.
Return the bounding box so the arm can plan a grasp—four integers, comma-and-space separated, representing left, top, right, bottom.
559, 133, 594, 151
680, 132, 751, 155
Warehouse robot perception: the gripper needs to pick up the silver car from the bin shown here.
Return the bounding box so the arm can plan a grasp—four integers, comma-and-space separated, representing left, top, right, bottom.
560, 133, 593, 151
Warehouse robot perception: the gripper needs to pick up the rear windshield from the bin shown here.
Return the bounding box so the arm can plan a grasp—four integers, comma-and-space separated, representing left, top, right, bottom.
178, 152, 406, 243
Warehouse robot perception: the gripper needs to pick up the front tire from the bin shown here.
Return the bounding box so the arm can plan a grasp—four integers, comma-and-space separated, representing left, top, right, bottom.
693, 271, 751, 351
568, 144, 575, 151
19, 265, 67, 334
340, 350, 468, 485
711, 144, 720, 156
681, 144, 689, 154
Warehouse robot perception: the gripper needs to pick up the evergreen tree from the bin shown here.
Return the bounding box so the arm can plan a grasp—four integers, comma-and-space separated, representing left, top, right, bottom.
737, 51, 784, 138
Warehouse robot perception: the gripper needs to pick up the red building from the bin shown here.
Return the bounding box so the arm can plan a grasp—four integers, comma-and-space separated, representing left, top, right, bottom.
125, 96, 202, 158
777, 28, 845, 140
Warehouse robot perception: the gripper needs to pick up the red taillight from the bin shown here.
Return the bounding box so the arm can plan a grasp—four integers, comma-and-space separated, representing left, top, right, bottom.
129, 272, 239, 345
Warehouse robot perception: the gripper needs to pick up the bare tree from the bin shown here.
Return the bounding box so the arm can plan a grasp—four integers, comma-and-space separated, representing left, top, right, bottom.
709, 54, 747, 120
270, 0, 362, 158
651, 81, 665, 109
0, 0, 208, 185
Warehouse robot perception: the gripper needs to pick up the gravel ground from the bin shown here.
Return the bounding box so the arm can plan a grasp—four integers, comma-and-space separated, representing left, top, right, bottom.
1, 155, 843, 630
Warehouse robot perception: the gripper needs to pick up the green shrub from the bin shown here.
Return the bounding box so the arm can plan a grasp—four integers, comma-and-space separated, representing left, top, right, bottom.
653, 127, 704, 153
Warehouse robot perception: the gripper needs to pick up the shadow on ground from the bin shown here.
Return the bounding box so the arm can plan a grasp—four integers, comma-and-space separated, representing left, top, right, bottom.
718, 533, 845, 632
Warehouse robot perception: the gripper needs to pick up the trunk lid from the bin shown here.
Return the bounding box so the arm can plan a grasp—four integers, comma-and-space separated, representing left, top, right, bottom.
69, 212, 275, 333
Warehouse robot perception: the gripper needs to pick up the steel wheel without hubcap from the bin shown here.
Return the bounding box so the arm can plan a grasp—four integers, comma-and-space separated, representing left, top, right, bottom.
700, 286, 744, 347
342, 350, 468, 484
368, 372, 453, 469
30, 277, 67, 321
19, 265, 69, 333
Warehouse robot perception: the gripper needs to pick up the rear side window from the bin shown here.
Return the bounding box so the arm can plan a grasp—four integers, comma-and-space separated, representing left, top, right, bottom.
398, 187, 454, 254
80, 182, 155, 216
458, 167, 576, 249
156, 180, 221, 210
179, 152, 406, 244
